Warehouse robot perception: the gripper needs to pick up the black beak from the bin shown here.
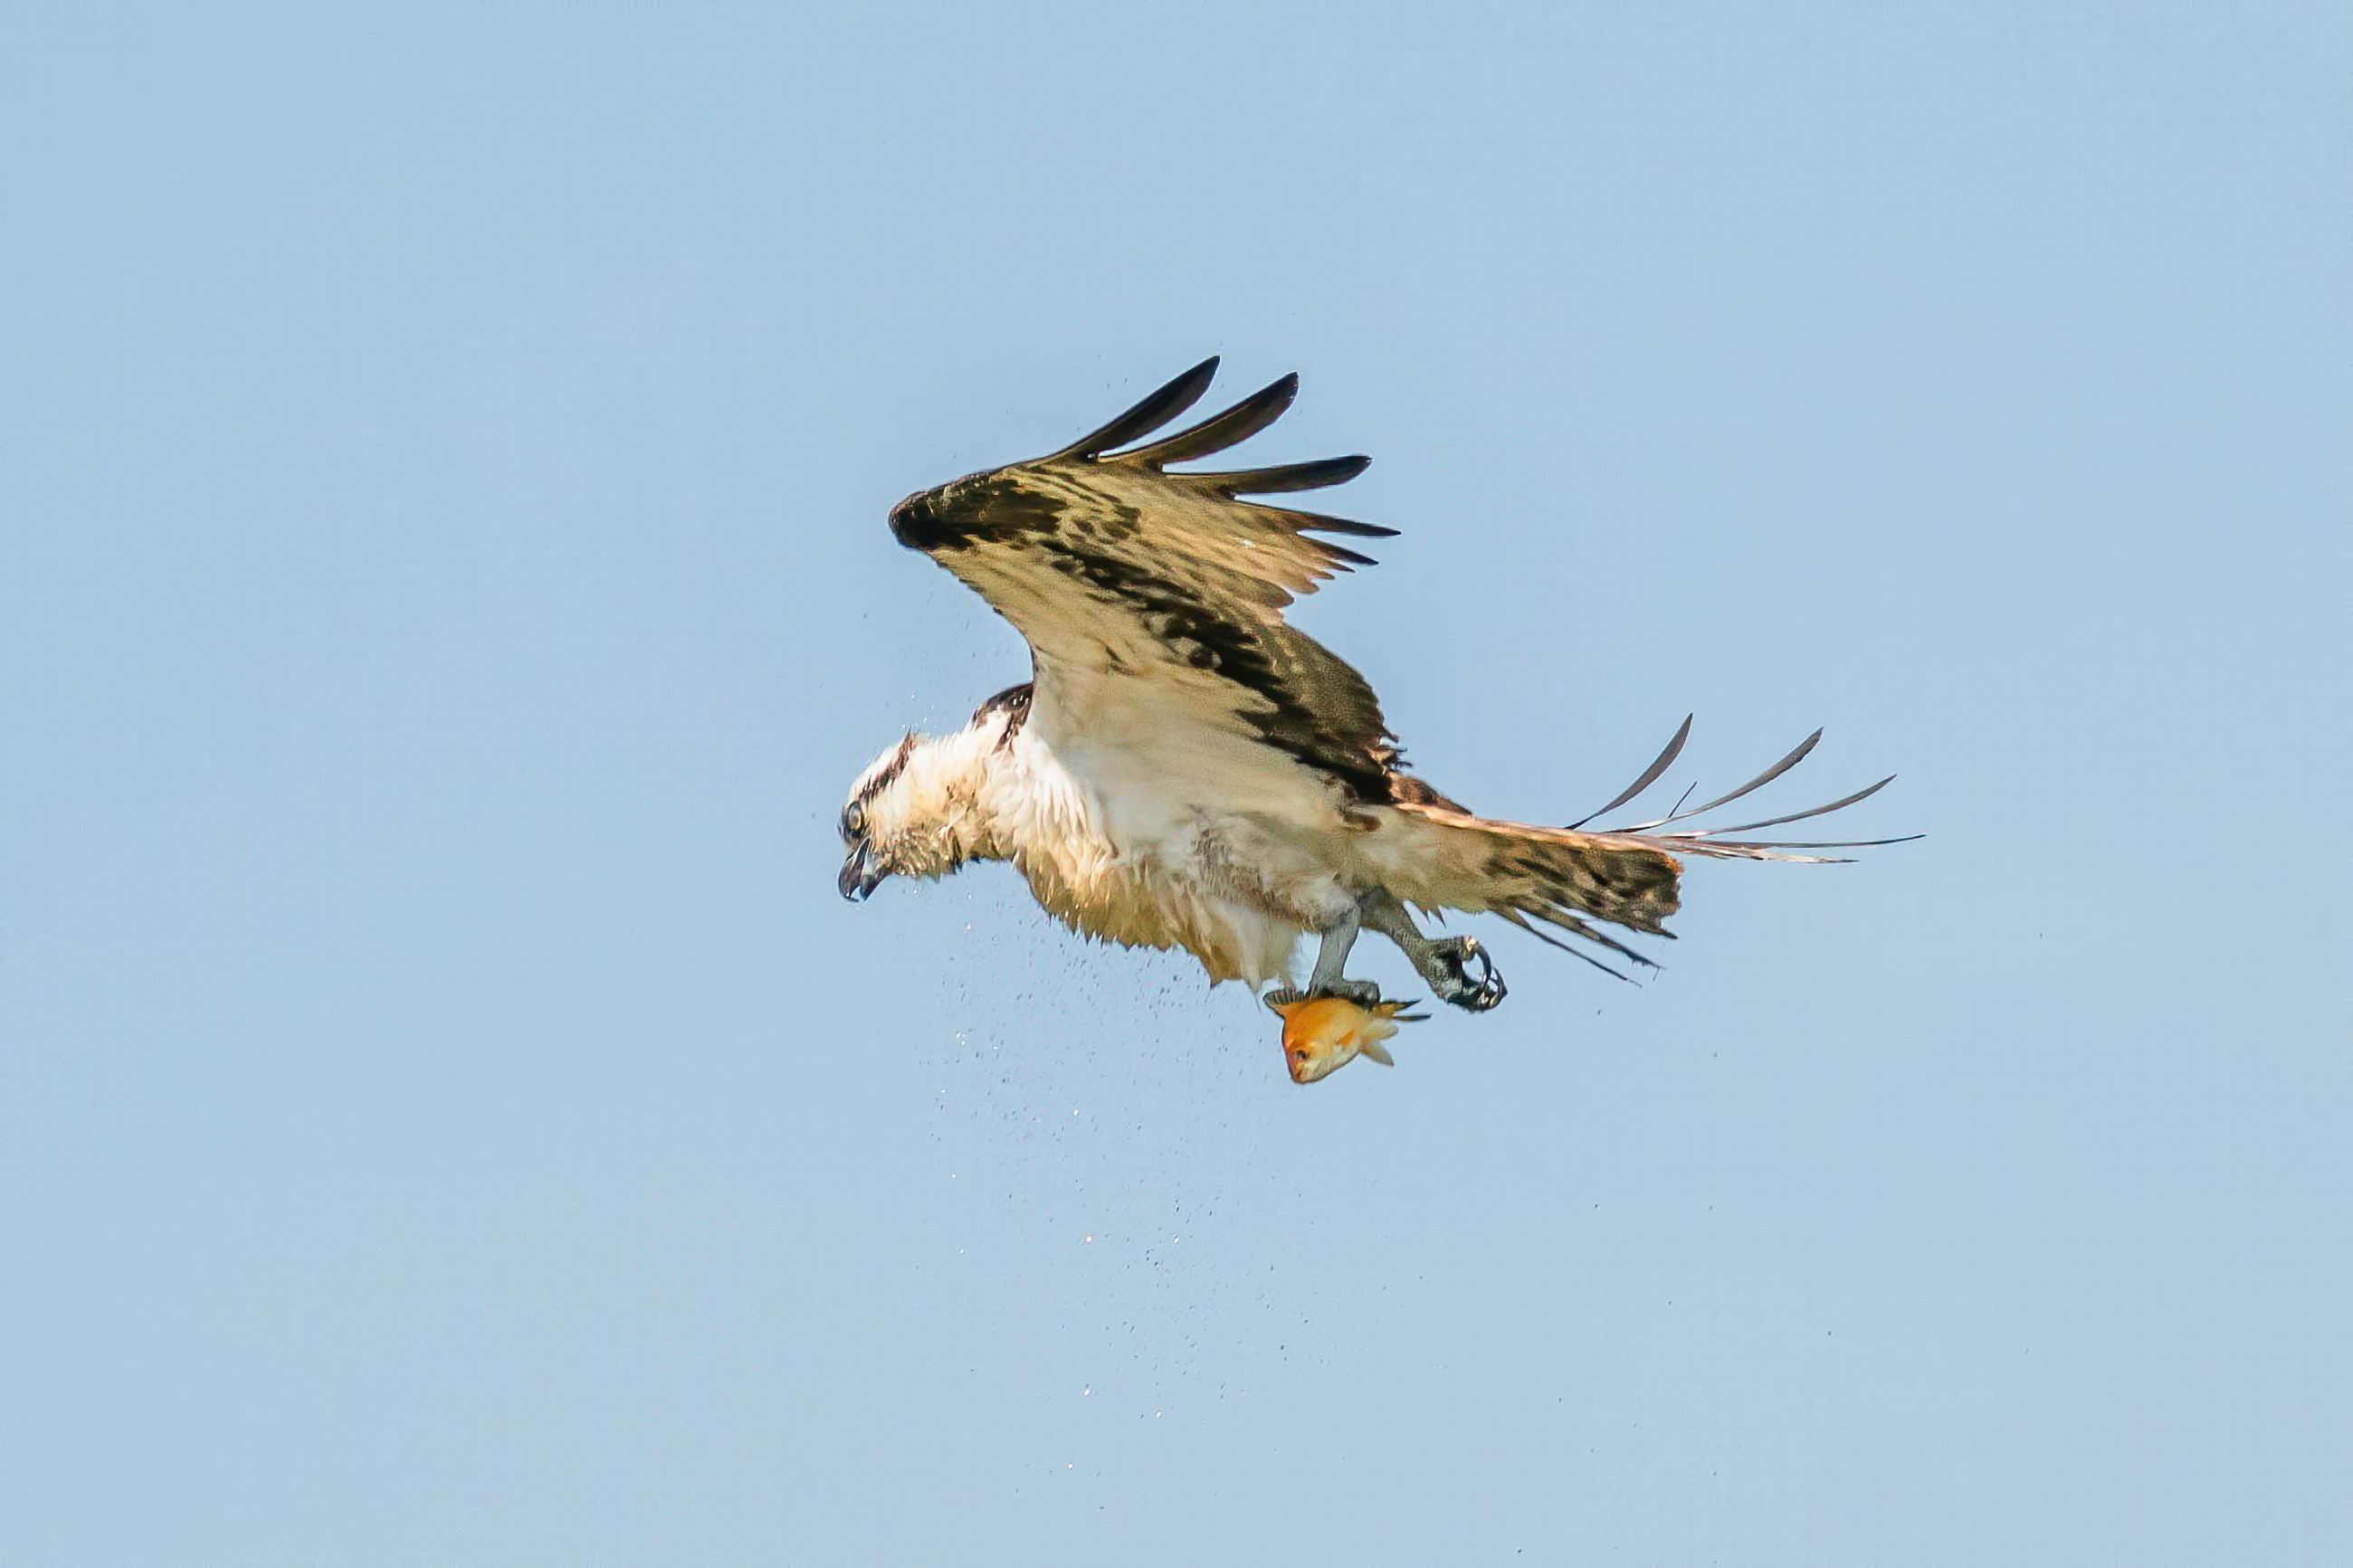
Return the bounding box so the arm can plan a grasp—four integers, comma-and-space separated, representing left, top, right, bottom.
838, 843, 883, 902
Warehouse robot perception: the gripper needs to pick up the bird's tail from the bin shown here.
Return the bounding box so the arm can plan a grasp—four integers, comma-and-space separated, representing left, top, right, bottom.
1376, 719, 1915, 979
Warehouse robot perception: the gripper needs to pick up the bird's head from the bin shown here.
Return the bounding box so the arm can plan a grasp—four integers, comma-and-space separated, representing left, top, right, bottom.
837, 730, 986, 901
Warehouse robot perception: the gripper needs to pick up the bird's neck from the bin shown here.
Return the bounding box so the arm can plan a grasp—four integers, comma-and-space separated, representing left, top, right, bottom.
958, 727, 1092, 868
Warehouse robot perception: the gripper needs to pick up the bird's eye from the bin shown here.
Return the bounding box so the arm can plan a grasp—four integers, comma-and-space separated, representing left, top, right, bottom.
843, 802, 866, 838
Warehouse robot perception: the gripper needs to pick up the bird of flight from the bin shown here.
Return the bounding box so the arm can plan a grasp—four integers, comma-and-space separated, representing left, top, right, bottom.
839, 359, 1910, 1079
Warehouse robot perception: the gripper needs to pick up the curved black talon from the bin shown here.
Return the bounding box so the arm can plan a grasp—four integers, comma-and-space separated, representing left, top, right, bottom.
1433, 936, 1508, 1012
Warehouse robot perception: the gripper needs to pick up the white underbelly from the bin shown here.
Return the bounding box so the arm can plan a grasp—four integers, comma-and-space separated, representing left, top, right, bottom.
1001, 720, 1356, 985
1015, 849, 1303, 985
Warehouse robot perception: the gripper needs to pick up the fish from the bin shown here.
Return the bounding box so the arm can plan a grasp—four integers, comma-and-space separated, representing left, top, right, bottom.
1263, 991, 1429, 1084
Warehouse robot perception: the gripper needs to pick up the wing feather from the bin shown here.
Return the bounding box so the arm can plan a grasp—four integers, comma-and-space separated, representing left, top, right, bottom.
1045, 357, 1222, 461
1567, 714, 1692, 828
890, 361, 1403, 799
1121, 375, 1300, 466
1380, 721, 1911, 970
1692, 774, 1896, 837
1205, 455, 1373, 494
1614, 729, 1824, 832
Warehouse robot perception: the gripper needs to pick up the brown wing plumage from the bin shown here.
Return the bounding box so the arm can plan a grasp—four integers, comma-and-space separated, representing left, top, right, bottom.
887, 358, 1405, 799
1378, 801, 1686, 977
1381, 722, 1918, 977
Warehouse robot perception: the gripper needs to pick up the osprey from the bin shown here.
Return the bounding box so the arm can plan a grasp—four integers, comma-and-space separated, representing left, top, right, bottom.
839, 359, 1908, 1015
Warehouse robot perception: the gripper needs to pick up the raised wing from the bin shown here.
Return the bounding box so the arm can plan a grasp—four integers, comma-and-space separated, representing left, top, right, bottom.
888, 358, 1403, 799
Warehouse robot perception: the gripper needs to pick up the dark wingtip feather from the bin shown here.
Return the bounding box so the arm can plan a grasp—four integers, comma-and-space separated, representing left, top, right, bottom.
1122, 374, 1300, 467
1050, 357, 1221, 461
1696, 774, 1897, 838
1517, 920, 1641, 984
1498, 906, 1662, 983
1543, 908, 1659, 969
1699, 833, 1925, 850
1212, 455, 1372, 495
1288, 509, 1400, 539
1570, 714, 1694, 829
1616, 728, 1824, 833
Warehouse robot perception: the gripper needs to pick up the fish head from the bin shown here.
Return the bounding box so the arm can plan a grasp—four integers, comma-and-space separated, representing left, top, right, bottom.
1266, 994, 1404, 1085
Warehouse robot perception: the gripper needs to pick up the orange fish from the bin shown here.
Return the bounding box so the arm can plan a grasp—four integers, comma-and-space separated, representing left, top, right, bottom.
1265, 992, 1428, 1084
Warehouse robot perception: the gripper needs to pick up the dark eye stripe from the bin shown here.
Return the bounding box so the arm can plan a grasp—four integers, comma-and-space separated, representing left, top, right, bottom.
852, 735, 919, 810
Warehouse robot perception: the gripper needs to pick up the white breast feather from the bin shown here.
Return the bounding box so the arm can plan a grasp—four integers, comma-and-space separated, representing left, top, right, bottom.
979, 721, 1347, 986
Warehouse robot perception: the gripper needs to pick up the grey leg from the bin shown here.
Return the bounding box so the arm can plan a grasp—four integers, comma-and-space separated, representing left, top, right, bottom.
1306, 904, 1358, 991
1300, 905, 1379, 1006
1361, 892, 1508, 1012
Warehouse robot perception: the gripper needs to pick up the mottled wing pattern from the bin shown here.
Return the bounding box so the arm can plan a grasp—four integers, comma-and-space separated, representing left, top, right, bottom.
1381, 803, 1688, 976
1385, 722, 1919, 976
888, 358, 1402, 800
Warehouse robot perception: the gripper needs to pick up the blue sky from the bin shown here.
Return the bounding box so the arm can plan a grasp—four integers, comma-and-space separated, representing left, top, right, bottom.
4, 4, 2347, 1563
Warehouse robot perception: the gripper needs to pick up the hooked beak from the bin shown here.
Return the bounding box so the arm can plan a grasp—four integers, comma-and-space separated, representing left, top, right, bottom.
838, 842, 884, 902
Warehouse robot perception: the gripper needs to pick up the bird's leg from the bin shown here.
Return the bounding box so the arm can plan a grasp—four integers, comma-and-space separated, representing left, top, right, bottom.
1361, 892, 1508, 1013
1297, 903, 1380, 1008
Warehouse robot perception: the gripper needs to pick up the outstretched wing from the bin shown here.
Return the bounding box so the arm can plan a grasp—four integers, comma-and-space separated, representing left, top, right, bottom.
887, 357, 1402, 800
1380, 721, 1919, 978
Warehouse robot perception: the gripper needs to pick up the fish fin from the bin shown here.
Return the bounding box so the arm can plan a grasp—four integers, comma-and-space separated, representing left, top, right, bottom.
1263, 987, 1306, 1016
1359, 1039, 1396, 1066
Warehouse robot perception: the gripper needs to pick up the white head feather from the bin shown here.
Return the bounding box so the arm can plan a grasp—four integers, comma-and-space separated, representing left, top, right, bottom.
838, 701, 1030, 893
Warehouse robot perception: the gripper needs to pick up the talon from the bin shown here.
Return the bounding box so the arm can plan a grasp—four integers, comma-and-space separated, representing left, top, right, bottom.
1431, 936, 1508, 1013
